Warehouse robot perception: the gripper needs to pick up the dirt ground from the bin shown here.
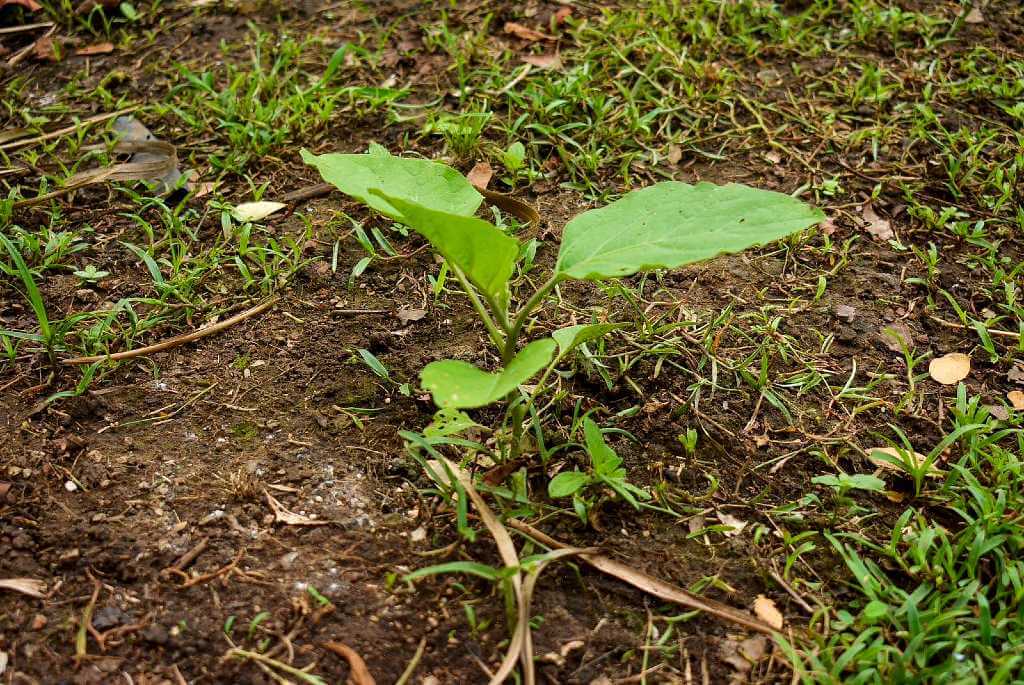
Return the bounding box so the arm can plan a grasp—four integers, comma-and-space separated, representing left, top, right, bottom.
2, 0, 1023, 683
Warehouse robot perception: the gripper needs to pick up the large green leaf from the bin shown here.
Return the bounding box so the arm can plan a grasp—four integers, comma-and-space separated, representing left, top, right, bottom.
555, 181, 824, 281
421, 338, 556, 408
300, 146, 482, 222
371, 190, 519, 301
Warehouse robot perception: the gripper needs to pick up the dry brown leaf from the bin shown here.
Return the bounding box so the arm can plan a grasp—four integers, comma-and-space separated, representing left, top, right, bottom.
233, 201, 285, 222
553, 6, 572, 24
0, 0, 42, 9
0, 578, 46, 598
0, 482, 10, 502
1008, 390, 1024, 410
504, 21, 555, 42
861, 204, 894, 240
1010, 364, 1024, 384
718, 512, 747, 537
264, 490, 328, 526
964, 7, 984, 23
522, 53, 562, 70
929, 352, 971, 385
396, 308, 427, 323
32, 34, 60, 61
666, 145, 682, 165
881, 322, 914, 352
76, 42, 114, 56
753, 595, 783, 629
322, 642, 375, 685
466, 161, 493, 190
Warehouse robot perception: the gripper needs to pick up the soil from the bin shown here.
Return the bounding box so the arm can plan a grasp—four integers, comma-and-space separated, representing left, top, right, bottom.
2, 1, 1022, 684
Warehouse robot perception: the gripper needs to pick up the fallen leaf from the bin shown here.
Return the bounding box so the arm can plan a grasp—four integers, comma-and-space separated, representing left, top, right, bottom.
964, 7, 984, 23
720, 635, 768, 673
1008, 391, 1024, 410
0, 0, 42, 9
1008, 364, 1024, 384
881, 322, 914, 352
0, 482, 10, 502
861, 204, 894, 240
553, 6, 572, 24
0, 578, 46, 598
264, 491, 328, 526
504, 21, 554, 42
522, 53, 562, 70
396, 308, 427, 323
233, 201, 286, 223
323, 642, 376, 685
76, 42, 114, 56
466, 161, 493, 190
666, 145, 682, 165
718, 512, 747, 537
819, 217, 838, 235
32, 34, 60, 62
836, 304, 856, 322
765, 150, 781, 164
753, 595, 783, 629
868, 446, 942, 477
987, 404, 1009, 421
929, 352, 971, 385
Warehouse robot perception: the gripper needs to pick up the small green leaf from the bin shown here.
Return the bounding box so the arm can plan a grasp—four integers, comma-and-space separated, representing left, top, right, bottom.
555, 181, 824, 281
404, 561, 502, 583
548, 471, 590, 498
502, 141, 526, 171
371, 190, 519, 301
552, 323, 624, 357
300, 147, 482, 222
357, 348, 389, 380
421, 338, 556, 408
583, 418, 621, 475
424, 408, 482, 438
862, 600, 890, 621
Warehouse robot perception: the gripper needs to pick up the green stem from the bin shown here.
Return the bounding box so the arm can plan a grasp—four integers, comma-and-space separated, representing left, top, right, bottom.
503, 274, 561, 364
451, 265, 506, 352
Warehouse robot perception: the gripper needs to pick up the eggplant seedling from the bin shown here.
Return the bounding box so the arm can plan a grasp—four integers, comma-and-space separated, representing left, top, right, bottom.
303, 144, 824, 469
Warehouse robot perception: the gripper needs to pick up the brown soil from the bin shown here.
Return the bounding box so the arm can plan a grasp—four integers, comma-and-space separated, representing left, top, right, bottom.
2, 1, 1022, 684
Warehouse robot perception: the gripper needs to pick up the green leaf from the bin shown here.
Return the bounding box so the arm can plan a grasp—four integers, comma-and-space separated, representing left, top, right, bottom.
356, 348, 389, 380
370, 190, 519, 301
404, 561, 502, 583
583, 417, 622, 475
555, 181, 824, 281
424, 408, 482, 438
421, 338, 556, 408
300, 147, 482, 222
0, 232, 51, 344
548, 471, 590, 498
552, 323, 624, 357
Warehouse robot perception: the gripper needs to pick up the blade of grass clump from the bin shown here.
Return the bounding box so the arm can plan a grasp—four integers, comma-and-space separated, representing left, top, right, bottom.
431, 457, 534, 685
0, 232, 53, 360
554, 181, 824, 281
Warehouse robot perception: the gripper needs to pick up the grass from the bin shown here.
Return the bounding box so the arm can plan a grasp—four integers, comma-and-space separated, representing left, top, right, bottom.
2, 0, 1023, 681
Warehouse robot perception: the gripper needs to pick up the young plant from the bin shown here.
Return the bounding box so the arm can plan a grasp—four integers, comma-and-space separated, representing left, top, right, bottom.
548, 417, 651, 521
303, 145, 823, 470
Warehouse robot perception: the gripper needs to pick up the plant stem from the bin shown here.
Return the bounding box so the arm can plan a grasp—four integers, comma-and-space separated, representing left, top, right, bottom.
450, 264, 505, 352
503, 274, 561, 364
